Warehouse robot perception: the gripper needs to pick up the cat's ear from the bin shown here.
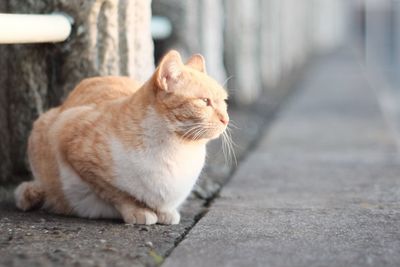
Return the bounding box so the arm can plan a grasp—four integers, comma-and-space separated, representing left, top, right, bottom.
156, 50, 183, 91
186, 54, 207, 73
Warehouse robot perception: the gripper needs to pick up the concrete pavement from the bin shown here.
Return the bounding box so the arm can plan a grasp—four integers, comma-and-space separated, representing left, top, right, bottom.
163, 49, 400, 267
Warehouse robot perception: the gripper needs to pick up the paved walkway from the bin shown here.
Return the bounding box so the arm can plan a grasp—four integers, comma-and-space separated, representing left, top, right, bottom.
163, 49, 400, 267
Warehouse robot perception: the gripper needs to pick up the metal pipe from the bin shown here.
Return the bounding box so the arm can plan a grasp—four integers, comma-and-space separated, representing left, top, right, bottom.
0, 13, 73, 44
151, 16, 172, 40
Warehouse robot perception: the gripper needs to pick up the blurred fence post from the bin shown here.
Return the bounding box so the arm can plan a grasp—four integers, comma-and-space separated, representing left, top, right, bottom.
260, 0, 283, 90
200, 0, 226, 84
224, 0, 261, 105
312, 0, 348, 52
152, 0, 227, 84
0, 0, 154, 184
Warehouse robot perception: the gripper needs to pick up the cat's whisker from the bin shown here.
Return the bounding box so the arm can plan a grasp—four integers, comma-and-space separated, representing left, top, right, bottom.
221, 134, 227, 163
223, 132, 232, 163
222, 75, 234, 88
228, 120, 240, 130
193, 131, 202, 141
186, 127, 203, 140
186, 126, 204, 141
191, 129, 201, 140
226, 87, 238, 97
221, 132, 228, 161
181, 127, 197, 139
180, 122, 221, 142
221, 130, 237, 166
195, 128, 208, 141
182, 125, 203, 140
222, 132, 232, 166
225, 127, 239, 149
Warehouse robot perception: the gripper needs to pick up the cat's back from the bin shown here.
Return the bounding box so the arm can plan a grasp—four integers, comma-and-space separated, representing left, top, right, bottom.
61, 76, 141, 110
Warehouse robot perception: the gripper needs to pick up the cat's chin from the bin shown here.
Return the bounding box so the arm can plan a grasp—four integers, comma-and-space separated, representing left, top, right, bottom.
178, 135, 210, 143
176, 132, 219, 143
207, 129, 226, 140
175, 127, 222, 141
211, 133, 224, 140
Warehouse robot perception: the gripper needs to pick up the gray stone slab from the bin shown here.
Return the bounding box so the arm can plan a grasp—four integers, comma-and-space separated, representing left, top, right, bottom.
221, 153, 400, 209
261, 115, 397, 154
163, 207, 400, 267
259, 66, 398, 154
260, 61, 397, 154
287, 67, 378, 113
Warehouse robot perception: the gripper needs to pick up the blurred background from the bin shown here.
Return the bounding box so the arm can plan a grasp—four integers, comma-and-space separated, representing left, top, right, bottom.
153, 0, 348, 105
0, 0, 399, 185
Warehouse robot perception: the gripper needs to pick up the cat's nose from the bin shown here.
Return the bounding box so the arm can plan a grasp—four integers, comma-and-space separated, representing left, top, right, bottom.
220, 116, 229, 125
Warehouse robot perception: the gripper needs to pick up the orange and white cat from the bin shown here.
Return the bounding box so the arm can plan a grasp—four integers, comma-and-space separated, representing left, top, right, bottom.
14, 50, 229, 225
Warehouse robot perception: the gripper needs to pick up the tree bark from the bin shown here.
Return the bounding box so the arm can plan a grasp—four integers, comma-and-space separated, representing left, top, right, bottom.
0, 0, 11, 184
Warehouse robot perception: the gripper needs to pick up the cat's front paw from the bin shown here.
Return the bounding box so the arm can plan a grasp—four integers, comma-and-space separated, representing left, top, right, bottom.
157, 210, 180, 225
122, 208, 158, 225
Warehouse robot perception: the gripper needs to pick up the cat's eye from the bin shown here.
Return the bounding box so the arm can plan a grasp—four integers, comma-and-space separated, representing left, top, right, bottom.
202, 98, 211, 106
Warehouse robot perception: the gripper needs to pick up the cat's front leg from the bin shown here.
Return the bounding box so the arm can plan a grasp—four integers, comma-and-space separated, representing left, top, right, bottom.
65, 154, 158, 225
157, 209, 180, 225
117, 202, 158, 225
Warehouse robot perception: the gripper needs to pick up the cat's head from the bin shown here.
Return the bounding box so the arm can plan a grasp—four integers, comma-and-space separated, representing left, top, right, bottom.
152, 50, 229, 141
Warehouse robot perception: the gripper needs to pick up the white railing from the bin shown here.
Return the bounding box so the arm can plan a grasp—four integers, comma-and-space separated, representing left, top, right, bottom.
151, 16, 172, 40
0, 13, 73, 44
0, 13, 172, 44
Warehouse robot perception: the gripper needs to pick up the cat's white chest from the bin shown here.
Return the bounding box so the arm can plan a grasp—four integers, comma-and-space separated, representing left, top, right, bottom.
109, 137, 206, 211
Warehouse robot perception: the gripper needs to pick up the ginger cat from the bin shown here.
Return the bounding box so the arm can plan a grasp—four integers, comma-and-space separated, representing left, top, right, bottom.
14, 51, 229, 225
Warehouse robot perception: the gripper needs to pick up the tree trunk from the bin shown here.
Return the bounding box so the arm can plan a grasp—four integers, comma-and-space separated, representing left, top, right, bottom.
0, 0, 11, 184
